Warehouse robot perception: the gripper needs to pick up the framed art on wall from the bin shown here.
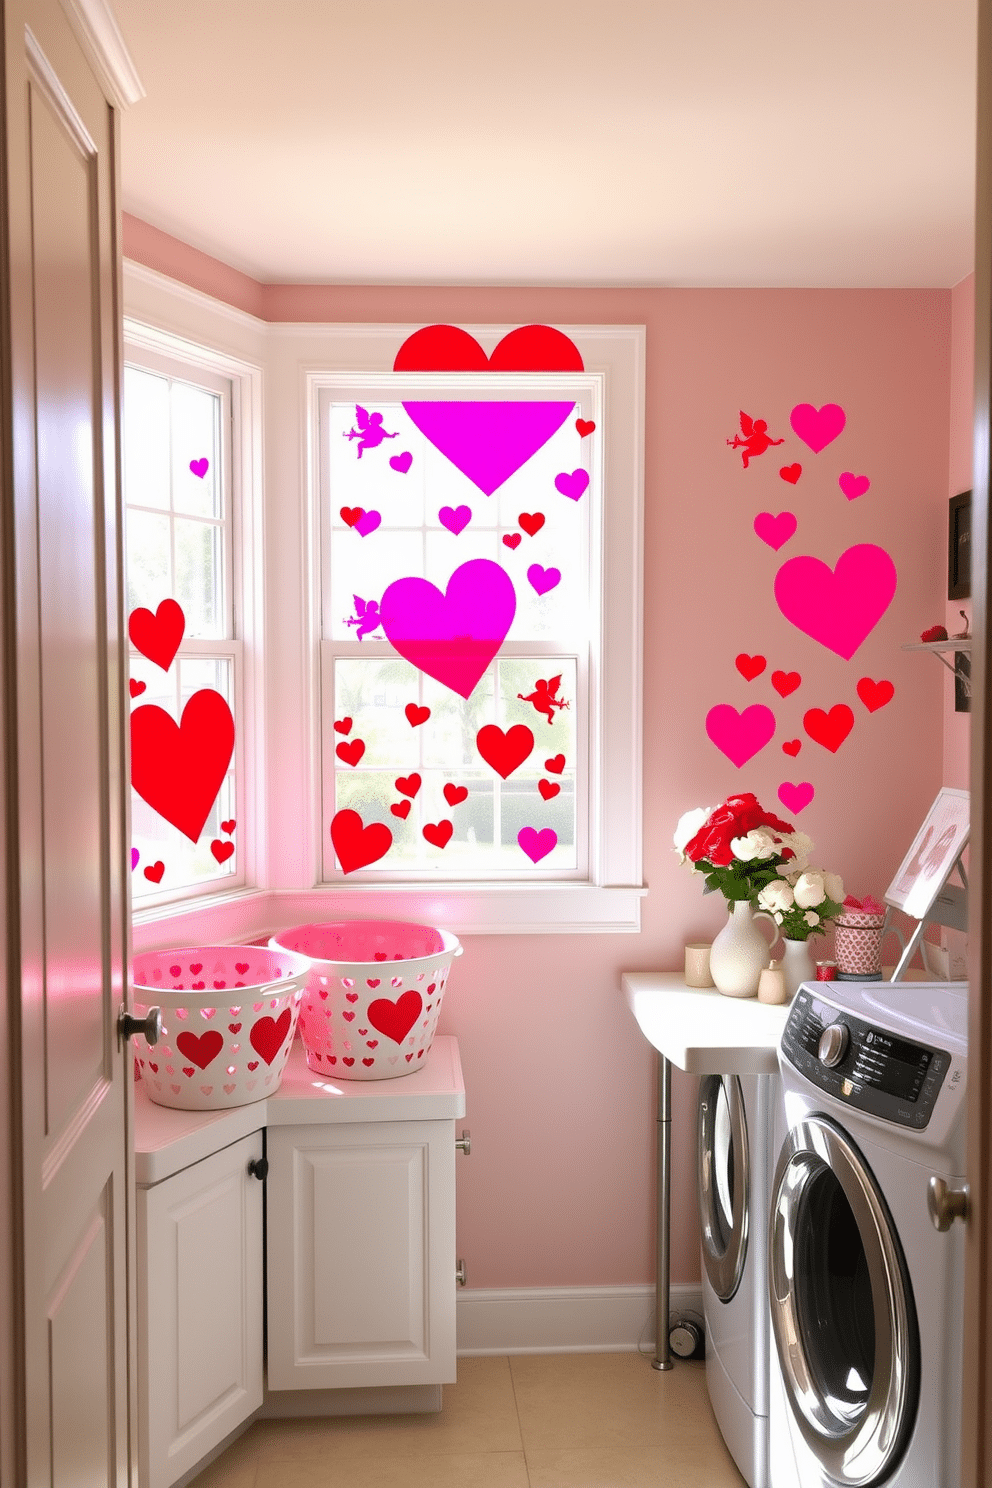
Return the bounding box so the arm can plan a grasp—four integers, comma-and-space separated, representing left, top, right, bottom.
948, 490, 971, 600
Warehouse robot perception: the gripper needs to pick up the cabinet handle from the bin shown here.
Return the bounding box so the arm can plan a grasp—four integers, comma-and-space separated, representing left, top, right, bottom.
456, 1259, 467, 1287
455, 1129, 471, 1156
247, 1156, 269, 1181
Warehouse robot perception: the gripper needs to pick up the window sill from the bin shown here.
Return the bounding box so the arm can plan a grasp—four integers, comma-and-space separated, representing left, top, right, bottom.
130, 883, 647, 951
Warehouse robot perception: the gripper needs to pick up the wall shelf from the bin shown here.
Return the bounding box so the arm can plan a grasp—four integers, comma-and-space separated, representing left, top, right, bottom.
901, 638, 971, 683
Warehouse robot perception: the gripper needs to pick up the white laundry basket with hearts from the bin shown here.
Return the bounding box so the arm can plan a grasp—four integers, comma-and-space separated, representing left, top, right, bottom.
131, 945, 310, 1109
269, 920, 461, 1080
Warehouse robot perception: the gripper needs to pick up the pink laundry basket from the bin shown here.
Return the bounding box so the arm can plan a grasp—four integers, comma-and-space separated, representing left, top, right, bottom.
132, 945, 310, 1110
269, 920, 461, 1081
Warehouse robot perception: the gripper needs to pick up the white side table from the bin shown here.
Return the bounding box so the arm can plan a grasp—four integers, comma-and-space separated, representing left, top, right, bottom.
621, 973, 789, 1369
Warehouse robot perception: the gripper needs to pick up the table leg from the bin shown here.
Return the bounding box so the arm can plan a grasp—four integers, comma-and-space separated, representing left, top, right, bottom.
653, 1051, 673, 1370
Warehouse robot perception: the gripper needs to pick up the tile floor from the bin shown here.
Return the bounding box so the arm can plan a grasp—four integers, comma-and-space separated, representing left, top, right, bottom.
190, 1352, 747, 1488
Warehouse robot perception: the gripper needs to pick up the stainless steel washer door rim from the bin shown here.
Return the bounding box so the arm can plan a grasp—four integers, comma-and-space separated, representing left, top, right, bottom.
698, 1073, 749, 1301
769, 1116, 920, 1488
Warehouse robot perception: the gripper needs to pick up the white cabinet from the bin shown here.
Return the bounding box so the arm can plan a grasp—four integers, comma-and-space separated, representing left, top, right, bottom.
137, 1131, 264, 1488
132, 1035, 465, 1482
265, 1118, 457, 1391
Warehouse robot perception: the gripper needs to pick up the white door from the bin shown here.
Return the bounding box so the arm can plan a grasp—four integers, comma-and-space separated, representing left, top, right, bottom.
1, 0, 133, 1481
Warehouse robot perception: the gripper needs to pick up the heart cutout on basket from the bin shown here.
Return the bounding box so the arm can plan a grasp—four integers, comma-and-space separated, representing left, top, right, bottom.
175, 1030, 224, 1070
249, 1009, 292, 1066
367, 990, 424, 1044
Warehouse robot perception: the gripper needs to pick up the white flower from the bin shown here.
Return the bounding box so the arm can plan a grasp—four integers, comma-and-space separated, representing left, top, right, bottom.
779, 831, 814, 871
758, 879, 795, 914
673, 807, 710, 857
824, 871, 844, 903
805, 910, 820, 927
774, 911, 784, 923
793, 871, 826, 909
731, 828, 779, 861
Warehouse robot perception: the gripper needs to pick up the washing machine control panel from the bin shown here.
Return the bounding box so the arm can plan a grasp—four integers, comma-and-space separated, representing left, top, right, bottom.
782, 989, 952, 1128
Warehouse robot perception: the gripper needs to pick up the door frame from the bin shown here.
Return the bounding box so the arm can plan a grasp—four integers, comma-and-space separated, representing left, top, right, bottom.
964, 0, 992, 1481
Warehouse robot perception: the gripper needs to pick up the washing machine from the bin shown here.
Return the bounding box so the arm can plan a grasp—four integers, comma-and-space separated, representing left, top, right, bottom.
698, 1069, 779, 1488
768, 981, 967, 1487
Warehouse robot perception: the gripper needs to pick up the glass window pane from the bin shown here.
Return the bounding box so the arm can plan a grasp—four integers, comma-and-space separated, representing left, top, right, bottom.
124, 366, 170, 511
130, 657, 236, 901
125, 508, 172, 615
174, 517, 222, 638
172, 380, 222, 519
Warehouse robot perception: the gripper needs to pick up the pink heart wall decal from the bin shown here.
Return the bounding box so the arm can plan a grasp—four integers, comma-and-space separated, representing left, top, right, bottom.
403, 402, 574, 496
839, 472, 871, 500
753, 511, 797, 551
774, 543, 897, 660
705, 704, 776, 768
518, 826, 557, 862
189, 457, 209, 479
778, 782, 815, 814
790, 403, 846, 452
390, 452, 413, 473
439, 505, 472, 535
380, 558, 516, 699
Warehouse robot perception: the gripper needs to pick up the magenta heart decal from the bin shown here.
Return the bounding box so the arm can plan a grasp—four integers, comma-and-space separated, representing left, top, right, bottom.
518, 826, 557, 862
354, 509, 381, 536
774, 543, 897, 660
380, 557, 516, 699
528, 564, 560, 596
189, 457, 209, 479
402, 402, 574, 496
439, 504, 472, 535
839, 472, 870, 500
705, 704, 776, 768
753, 511, 797, 551
389, 451, 412, 474
131, 847, 139, 871
778, 781, 815, 815
790, 403, 846, 453
555, 469, 589, 501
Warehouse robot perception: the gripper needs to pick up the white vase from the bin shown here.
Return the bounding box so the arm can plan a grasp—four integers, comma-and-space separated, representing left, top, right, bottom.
709, 900, 781, 998
779, 937, 816, 1001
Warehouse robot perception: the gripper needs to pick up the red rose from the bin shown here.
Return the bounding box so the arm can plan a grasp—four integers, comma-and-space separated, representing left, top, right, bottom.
683, 794, 794, 867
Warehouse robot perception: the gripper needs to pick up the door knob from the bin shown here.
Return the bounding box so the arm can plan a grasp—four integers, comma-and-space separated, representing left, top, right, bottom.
455, 1129, 471, 1155
118, 1003, 163, 1047
247, 1157, 268, 1181
927, 1175, 969, 1232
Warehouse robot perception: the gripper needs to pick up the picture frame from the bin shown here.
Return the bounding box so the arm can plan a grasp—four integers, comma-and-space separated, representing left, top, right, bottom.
948, 490, 971, 600
885, 786, 970, 921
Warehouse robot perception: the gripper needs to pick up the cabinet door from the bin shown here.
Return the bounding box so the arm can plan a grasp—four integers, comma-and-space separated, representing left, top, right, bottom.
266, 1120, 456, 1390
138, 1132, 264, 1488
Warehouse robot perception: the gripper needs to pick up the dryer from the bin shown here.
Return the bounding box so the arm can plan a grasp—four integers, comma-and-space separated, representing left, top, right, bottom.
768, 981, 967, 1488
698, 1069, 779, 1488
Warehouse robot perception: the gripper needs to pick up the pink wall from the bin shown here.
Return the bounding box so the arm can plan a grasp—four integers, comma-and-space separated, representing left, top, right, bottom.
124, 217, 953, 1287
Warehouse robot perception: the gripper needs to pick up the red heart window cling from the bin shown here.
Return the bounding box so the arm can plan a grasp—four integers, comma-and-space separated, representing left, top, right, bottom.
130, 689, 235, 843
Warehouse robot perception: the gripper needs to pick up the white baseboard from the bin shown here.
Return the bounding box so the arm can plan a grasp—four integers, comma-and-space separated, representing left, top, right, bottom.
456, 1283, 704, 1356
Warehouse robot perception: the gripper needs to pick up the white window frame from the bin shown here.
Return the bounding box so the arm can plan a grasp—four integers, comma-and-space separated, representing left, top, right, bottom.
300, 325, 645, 932
123, 319, 266, 931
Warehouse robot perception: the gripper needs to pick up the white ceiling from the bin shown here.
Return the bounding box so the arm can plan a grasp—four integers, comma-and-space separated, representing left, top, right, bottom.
114, 0, 978, 288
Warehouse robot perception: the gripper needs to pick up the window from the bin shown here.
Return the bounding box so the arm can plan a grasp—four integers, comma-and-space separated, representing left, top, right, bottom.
320, 380, 592, 879
123, 350, 243, 904
310, 324, 645, 929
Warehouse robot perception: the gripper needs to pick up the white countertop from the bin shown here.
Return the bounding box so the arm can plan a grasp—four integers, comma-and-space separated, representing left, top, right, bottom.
621, 972, 790, 1075
134, 1035, 466, 1185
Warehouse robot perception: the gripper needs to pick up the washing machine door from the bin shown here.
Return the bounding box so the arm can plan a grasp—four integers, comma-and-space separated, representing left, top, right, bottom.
698, 1073, 749, 1302
769, 1115, 920, 1488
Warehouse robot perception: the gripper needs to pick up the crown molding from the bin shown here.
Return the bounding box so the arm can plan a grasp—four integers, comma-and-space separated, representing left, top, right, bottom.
59, 0, 144, 109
